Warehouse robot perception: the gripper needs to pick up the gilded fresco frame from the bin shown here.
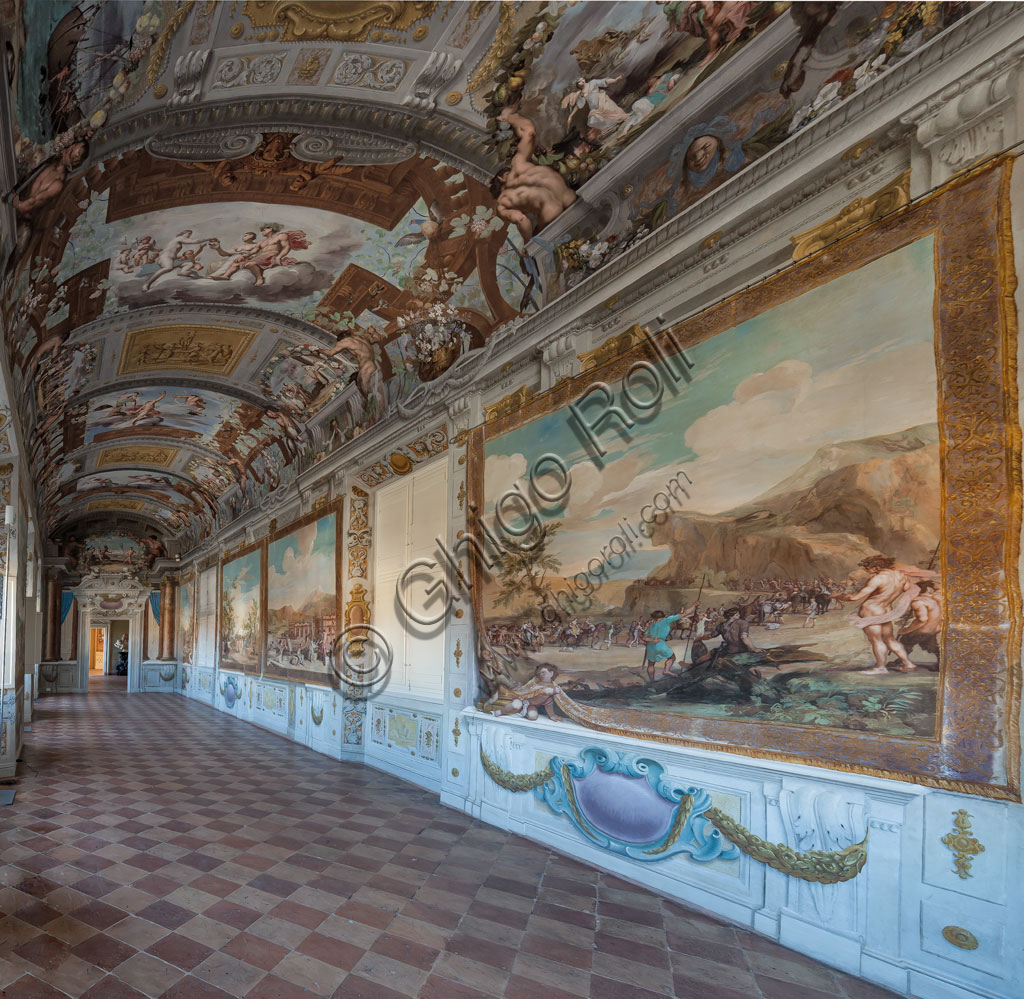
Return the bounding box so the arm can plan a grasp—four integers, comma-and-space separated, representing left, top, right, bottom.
262, 500, 345, 687
468, 159, 1022, 800
219, 538, 266, 676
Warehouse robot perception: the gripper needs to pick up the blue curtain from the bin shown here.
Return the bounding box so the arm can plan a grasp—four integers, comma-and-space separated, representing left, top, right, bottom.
60, 592, 74, 623
150, 591, 161, 625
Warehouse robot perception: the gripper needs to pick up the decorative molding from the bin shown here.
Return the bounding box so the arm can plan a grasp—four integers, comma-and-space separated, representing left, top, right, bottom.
330, 52, 409, 92
343, 582, 371, 657
169, 48, 210, 108
356, 422, 448, 487
941, 926, 979, 951
577, 324, 649, 374
940, 809, 985, 879
108, 96, 498, 182
539, 333, 579, 391
211, 53, 287, 90
790, 171, 911, 261
902, 37, 1024, 187
484, 386, 535, 424
403, 51, 463, 111
705, 807, 867, 885
240, 1, 437, 43
481, 745, 868, 882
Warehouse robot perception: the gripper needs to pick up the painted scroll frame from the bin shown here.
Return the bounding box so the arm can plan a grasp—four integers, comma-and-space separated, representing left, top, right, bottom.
220, 540, 265, 675
263, 502, 344, 687
468, 160, 1022, 799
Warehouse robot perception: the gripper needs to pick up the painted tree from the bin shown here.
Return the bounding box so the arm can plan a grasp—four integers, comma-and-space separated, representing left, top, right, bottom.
242, 601, 259, 651
220, 589, 235, 647
493, 521, 562, 613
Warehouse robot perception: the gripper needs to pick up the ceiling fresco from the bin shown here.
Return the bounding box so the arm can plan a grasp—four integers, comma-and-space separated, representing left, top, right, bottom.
0, 2, 975, 558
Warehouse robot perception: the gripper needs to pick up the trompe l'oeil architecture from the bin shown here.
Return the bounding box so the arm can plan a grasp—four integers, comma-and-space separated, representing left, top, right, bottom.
0, 4, 1022, 999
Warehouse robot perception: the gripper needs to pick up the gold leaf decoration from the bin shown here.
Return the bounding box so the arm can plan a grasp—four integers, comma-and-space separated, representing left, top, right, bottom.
242, 1, 436, 42
941, 809, 985, 879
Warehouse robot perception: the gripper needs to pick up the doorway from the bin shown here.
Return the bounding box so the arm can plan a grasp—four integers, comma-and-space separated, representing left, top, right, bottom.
109, 620, 129, 676
89, 627, 106, 674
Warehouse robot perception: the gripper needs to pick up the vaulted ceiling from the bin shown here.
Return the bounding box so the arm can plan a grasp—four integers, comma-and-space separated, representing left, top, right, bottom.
0, 1, 970, 568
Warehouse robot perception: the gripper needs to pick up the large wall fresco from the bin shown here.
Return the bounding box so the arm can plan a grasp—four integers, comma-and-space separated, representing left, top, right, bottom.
266, 510, 341, 685
469, 164, 1020, 798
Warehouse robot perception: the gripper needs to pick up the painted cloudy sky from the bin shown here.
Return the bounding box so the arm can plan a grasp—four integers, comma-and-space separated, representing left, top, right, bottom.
484, 237, 939, 579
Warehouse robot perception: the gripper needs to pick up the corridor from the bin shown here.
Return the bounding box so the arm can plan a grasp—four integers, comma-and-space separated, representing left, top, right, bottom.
0, 688, 898, 999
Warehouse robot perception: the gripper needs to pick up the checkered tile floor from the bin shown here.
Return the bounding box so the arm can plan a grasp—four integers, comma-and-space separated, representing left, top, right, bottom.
0, 677, 903, 998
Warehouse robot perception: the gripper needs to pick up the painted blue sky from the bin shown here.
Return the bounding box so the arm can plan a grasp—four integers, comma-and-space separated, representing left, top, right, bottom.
223, 550, 261, 636
484, 236, 939, 576
267, 514, 335, 611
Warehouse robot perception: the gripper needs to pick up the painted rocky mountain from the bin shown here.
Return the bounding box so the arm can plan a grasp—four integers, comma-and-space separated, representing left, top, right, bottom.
268, 589, 336, 633
630, 424, 940, 603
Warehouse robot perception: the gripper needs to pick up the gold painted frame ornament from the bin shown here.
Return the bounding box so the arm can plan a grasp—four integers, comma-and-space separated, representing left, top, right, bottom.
241, 1, 436, 42
469, 159, 1022, 800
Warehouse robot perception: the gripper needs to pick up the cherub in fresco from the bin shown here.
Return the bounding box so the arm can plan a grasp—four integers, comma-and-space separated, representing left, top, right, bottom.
177, 247, 205, 277
172, 393, 206, 415
561, 75, 629, 140
842, 555, 939, 674
11, 140, 88, 219
141, 231, 213, 291
492, 108, 578, 241
115, 243, 135, 274
98, 390, 166, 428
132, 236, 158, 267
490, 664, 564, 722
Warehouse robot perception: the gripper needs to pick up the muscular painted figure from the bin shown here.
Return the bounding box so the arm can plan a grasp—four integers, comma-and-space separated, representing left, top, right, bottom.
492, 108, 578, 241
327, 325, 387, 403
12, 141, 88, 218
842, 555, 934, 673
900, 580, 942, 665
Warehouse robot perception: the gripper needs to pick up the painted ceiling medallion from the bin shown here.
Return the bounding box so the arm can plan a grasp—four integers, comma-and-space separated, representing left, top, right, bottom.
241, 1, 436, 42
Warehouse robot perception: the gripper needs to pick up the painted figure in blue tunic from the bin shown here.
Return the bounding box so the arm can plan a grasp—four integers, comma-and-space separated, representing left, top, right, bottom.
642, 608, 686, 682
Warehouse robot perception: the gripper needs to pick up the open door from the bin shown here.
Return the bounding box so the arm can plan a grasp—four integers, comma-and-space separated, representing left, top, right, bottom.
88, 627, 106, 674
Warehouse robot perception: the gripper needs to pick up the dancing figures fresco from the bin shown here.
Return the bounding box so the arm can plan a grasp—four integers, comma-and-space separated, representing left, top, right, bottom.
266, 511, 340, 685
470, 167, 1020, 796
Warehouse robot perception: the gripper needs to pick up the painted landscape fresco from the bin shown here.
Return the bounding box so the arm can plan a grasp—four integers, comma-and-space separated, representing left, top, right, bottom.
179, 574, 194, 666
266, 513, 338, 682
221, 549, 261, 672
478, 237, 943, 740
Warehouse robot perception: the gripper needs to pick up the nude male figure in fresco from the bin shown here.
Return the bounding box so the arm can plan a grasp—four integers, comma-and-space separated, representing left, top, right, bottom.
842, 555, 938, 673
493, 108, 578, 241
